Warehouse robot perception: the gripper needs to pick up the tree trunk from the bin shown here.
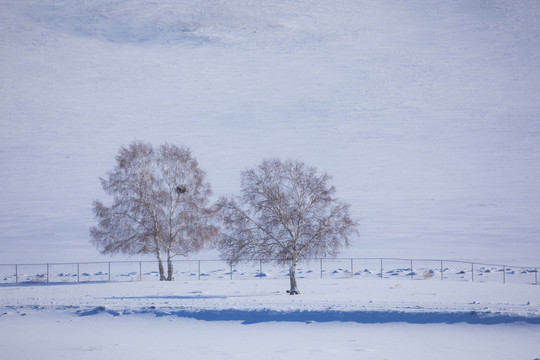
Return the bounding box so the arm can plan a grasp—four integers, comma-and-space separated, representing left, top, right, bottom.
289, 259, 300, 295
166, 248, 174, 281
156, 250, 166, 281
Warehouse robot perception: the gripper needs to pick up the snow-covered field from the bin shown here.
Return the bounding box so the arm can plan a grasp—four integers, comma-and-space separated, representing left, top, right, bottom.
1, 279, 540, 359
2, 0, 540, 358
1, 0, 540, 265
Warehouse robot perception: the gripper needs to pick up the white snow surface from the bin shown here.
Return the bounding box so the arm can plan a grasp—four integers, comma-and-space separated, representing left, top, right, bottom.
1, 279, 540, 359
2, 2, 540, 359
1, 0, 540, 266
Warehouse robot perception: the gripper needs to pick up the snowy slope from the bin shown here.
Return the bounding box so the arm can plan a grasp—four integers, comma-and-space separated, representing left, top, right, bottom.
1, 0, 540, 265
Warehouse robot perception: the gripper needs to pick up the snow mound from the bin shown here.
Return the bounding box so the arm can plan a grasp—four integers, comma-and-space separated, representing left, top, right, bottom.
77, 305, 122, 316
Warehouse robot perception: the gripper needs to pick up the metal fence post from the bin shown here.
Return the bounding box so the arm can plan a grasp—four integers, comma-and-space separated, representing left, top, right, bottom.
471, 263, 474, 282
503, 265, 506, 284
230, 262, 233, 280
441, 260, 444, 280
15, 264, 18, 283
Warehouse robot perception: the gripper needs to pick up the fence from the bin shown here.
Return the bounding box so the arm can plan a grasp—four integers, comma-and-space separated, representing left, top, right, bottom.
0, 258, 538, 285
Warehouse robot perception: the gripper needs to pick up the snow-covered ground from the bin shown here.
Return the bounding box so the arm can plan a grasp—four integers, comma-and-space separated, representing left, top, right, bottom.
2, 1, 540, 358
1, 279, 539, 359
1, 0, 540, 265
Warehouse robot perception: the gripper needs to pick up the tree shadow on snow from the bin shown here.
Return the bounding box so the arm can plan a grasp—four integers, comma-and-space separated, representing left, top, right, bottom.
76, 307, 540, 325
167, 309, 540, 325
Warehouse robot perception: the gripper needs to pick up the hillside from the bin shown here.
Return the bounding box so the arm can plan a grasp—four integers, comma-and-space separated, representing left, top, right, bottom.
1, 0, 540, 265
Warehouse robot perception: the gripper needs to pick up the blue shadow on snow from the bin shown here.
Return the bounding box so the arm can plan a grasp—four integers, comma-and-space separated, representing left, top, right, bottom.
77, 306, 540, 325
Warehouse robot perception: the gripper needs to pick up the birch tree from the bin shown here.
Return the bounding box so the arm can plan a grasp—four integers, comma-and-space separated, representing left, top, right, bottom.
217, 159, 358, 294
90, 141, 218, 280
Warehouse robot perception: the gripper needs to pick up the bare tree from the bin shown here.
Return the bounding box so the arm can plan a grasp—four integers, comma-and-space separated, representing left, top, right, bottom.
90, 141, 218, 280
217, 159, 358, 294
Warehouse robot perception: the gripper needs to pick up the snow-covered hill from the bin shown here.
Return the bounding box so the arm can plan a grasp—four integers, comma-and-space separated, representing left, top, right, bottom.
1, 0, 540, 265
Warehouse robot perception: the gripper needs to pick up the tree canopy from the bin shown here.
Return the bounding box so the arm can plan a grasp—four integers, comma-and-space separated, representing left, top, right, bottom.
90, 141, 218, 280
217, 158, 358, 294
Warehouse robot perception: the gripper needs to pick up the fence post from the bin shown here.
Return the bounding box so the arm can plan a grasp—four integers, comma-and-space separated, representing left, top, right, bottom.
47, 263, 50, 283
230, 262, 233, 280
380, 258, 383, 279
441, 260, 444, 280
15, 264, 18, 283
503, 265, 506, 284
471, 263, 474, 282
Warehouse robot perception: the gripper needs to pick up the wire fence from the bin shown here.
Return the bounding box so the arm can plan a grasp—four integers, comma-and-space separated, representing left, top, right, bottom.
0, 258, 538, 285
